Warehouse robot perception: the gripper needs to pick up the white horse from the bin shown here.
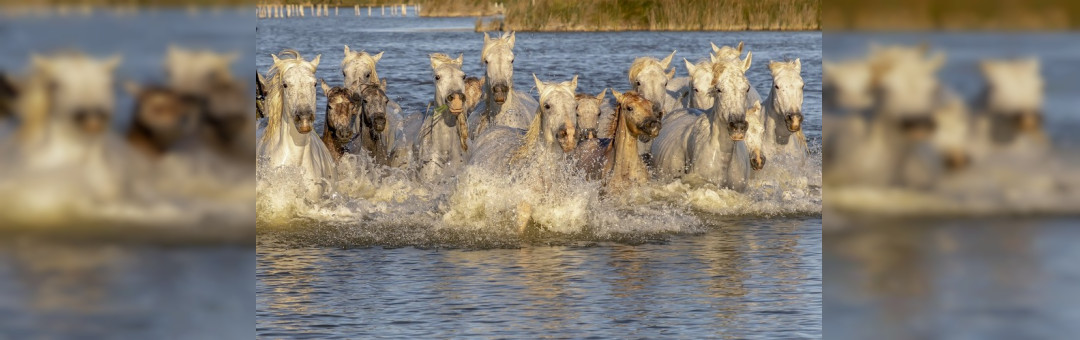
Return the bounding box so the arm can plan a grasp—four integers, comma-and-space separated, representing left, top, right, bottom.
821, 59, 874, 177
761, 59, 810, 166
0, 52, 128, 209
416, 53, 470, 182
651, 52, 755, 190
469, 32, 538, 138
340, 45, 403, 117
256, 50, 335, 200
829, 45, 949, 188
971, 58, 1048, 162
466, 74, 578, 232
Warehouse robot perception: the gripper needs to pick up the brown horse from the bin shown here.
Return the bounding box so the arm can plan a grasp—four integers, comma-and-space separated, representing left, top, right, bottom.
574, 90, 660, 193
319, 78, 361, 161
124, 82, 198, 158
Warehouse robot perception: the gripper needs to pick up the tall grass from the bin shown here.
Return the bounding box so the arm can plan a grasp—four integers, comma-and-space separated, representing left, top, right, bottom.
499, 0, 819, 31
823, 0, 1078, 30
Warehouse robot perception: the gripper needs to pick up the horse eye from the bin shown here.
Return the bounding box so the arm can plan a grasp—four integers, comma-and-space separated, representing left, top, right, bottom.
746, 87, 750, 93
365, 72, 370, 77
511, 58, 515, 64
544, 104, 551, 110
775, 85, 780, 89
462, 75, 466, 80
627, 106, 634, 112
635, 81, 641, 87
435, 75, 441, 80
282, 83, 288, 89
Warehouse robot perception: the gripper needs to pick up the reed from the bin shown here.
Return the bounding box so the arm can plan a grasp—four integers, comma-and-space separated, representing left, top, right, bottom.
497, 0, 819, 31
823, 0, 1079, 30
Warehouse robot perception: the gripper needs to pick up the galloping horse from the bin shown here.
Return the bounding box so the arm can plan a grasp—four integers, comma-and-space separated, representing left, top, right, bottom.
256, 50, 335, 200
469, 32, 538, 138
651, 52, 755, 190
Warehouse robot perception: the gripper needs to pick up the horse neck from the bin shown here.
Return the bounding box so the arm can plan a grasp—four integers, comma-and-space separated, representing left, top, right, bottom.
765, 86, 793, 143
706, 101, 729, 142
608, 106, 645, 175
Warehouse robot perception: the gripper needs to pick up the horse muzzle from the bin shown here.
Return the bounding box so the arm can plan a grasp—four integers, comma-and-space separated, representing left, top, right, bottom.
1015, 111, 1042, 132
750, 149, 766, 171
785, 113, 803, 132
578, 128, 597, 141
372, 115, 387, 132
558, 126, 577, 153
728, 120, 748, 141
73, 108, 110, 135
898, 115, 936, 140
637, 119, 661, 143
491, 83, 509, 104
295, 111, 315, 134
446, 92, 465, 115
943, 149, 970, 172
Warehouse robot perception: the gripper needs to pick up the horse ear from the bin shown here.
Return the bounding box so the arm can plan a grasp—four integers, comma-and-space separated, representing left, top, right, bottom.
917, 42, 930, 55
742, 51, 753, 72
684, 58, 696, 75
373, 51, 384, 63
455, 53, 464, 65
123, 80, 141, 96
566, 75, 578, 93
709, 54, 718, 64
256, 72, 267, 95
30, 53, 49, 71
222, 51, 239, 65
666, 67, 676, 79
343, 44, 350, 55
596, 88, 607, 102
710, 42, 720, 54
533, 74, 545, 94
320, 78, 331, 96
794, 58, 801, 72
661, 50, 676, 69
380, 78, 387, 89
736, 41, 744, 53
103, 54, 123, 72
927, 52, 945, 71
483, 32, 491, 45
507, 31, 516, 49
271, 53, 281, 64
429, 55, 439, 69
612, 89, 624, 103
309, 54, 321, 69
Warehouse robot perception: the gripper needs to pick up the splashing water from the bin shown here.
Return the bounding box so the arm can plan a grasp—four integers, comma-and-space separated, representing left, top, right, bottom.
256, 141, 823, 248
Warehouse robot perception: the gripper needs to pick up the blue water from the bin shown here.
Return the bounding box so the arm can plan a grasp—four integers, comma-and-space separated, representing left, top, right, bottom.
257, 15, 823, 338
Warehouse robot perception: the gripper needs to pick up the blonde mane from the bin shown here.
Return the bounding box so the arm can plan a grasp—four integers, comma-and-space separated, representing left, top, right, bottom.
260, 49, 314, 145
480, 32, 513, 65
628, 56, 665, 84
342, 49, 382, 82
429, 53, 463, 68
510, 81, 572, 163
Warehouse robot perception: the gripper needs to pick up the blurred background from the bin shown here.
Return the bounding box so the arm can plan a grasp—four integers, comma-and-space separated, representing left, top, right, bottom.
822, 0, 1080, 339
0, 1, 253, 338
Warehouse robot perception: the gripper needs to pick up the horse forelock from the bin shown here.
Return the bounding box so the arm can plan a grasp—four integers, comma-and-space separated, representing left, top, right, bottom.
342, 50, 380, 82
628, 57, 664, 83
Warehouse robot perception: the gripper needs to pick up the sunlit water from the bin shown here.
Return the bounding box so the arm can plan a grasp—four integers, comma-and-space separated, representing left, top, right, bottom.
825, 33, 1080, 340
257, 16, 822, 337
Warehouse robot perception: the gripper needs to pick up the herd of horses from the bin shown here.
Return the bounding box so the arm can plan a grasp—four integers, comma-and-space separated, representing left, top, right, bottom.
0, 47, 253, 225
255, 32, 811, 213
823, 43, 1051, 190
